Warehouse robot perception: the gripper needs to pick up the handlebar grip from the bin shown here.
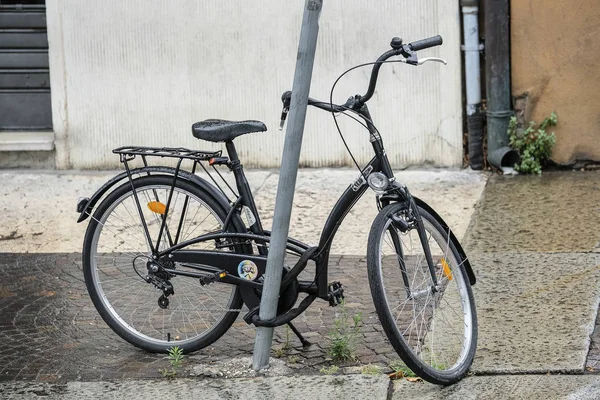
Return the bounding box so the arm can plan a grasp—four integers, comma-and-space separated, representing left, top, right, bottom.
408, 35, 443, 51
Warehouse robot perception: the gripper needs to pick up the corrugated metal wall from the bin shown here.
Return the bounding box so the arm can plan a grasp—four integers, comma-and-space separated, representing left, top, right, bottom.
47, 0, 462, 169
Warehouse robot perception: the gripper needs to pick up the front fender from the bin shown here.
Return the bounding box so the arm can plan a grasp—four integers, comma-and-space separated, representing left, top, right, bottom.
76, 166, 230, 223
413, 196, 476, 285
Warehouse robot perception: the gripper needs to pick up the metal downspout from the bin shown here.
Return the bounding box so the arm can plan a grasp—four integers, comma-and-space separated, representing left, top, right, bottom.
461, 0, 484, 170
484, 0, 519, 169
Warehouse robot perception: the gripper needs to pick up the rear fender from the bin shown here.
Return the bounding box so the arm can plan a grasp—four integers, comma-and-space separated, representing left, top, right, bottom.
76, 166, 231, 223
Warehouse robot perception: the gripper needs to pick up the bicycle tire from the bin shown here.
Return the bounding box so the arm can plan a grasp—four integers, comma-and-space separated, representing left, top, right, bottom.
82, 175, 244, 353
367, 202, 477, 385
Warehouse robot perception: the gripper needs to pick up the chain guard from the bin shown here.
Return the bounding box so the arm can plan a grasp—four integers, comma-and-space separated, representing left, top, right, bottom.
239, 266, 299, 315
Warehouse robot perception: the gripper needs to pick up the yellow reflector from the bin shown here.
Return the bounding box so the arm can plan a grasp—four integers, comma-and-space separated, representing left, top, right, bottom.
147, 201, 166, 215
219, 272, 227, 278
441, 258, 453, 281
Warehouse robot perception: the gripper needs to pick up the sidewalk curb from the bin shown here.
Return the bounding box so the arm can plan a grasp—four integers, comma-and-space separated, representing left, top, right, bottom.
0, 375, 391, 400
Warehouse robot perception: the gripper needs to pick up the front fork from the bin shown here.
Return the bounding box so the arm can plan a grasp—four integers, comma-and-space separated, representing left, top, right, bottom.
381, 185, 439, 298
410, 195, 439, 289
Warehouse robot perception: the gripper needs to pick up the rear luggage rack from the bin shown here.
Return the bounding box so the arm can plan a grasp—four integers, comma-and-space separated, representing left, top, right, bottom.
113, 145, 237, 204
113, 146, 221, 162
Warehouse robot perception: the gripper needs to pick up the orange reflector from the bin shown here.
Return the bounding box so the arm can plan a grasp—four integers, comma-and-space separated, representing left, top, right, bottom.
147, 201, 166, 215
219, 272, 227, 278
209, 158, 216, 165
441, 258, 453, 281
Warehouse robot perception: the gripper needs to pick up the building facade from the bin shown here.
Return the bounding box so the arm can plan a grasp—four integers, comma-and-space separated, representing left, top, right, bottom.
1, 0, 463, 169
511, 0, 600, 166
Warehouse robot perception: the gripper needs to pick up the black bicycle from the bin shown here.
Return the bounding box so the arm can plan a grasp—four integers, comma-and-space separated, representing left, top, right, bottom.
77, 35, 477, 385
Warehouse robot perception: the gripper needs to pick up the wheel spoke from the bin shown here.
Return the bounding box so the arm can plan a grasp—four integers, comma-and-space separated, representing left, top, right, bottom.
369, 203, 476, 384
84, 178, 242, 351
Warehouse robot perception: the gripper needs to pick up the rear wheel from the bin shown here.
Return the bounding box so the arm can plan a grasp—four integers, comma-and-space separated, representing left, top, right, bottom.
367, 202, 477, 385
82, 175, 244, 353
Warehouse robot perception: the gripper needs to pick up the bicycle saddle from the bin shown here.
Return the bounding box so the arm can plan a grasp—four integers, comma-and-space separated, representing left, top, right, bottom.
192, 119, 267, 143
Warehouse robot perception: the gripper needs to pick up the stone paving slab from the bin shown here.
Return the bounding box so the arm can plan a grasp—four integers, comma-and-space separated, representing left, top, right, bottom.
464, 171, 600, 253
393, 375, 600, 400
469, 252, 600, 373
0, 375, 391, 400
459, 171, 600, 374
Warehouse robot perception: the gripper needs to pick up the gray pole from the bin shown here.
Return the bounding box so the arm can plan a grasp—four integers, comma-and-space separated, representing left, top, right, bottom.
484, 0, 519, 169
252, 0, 323, 371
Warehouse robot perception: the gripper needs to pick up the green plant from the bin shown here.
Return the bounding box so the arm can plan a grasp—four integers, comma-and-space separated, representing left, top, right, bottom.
274, 348, 286, 358
327, 301, 363, 361
507, 112, 557, 174
274, 325, 292, 358
159, 346, 185, 379
389, 361, 416, 378
361, 364, 382, 375
319, 365, 340, 375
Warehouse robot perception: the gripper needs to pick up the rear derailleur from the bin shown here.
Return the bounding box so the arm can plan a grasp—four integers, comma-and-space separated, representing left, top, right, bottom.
145, 260, 175, 309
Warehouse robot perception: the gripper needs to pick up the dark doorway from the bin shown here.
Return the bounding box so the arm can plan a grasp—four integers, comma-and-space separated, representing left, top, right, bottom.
0, 0, 52, 131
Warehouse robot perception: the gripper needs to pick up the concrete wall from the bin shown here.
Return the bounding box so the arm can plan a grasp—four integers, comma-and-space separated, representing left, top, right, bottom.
45, 0, 462, 169
511, 0, 600, 165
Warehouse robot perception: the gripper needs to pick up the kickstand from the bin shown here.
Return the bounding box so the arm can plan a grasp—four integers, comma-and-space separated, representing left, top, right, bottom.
287, 322, 311, 347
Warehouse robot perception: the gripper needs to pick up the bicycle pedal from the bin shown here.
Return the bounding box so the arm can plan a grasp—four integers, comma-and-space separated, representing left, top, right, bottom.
199, 270, 227, 286
327, 281, 344, 307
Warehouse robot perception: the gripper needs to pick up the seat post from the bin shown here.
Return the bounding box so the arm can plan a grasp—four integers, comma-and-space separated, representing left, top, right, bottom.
224, 141, 266, 239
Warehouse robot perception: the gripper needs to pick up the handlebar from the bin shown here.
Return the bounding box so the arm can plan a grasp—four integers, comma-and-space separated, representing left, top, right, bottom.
280, 91, 349, 129
281, 91, 348, 113
280, 35, 444, 125
408, 35, 443, 51
361, 35, 443, 104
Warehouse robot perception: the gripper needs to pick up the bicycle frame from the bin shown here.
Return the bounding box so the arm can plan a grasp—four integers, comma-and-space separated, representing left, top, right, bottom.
76, 97, 475, 329
147, 103, 402, 301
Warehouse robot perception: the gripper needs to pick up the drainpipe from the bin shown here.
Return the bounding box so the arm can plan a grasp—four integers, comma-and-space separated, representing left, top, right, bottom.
484, 0, 519, 169
461, 0, 484, 170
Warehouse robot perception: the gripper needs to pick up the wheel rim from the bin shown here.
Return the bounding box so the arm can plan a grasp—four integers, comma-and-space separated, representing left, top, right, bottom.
89, 184, 239, 347
377, 212, 473, 374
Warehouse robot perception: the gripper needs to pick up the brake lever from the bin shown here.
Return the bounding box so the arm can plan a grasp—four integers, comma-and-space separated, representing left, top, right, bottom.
418, 57, 447, 65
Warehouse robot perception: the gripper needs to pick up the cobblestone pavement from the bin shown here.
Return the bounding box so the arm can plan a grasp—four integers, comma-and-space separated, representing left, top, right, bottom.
0, 252, 401, 382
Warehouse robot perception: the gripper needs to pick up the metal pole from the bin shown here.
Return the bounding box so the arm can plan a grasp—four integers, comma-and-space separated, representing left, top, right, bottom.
485, 0, 518, 168
461, 0, 484, 170
252, 0, 323, 371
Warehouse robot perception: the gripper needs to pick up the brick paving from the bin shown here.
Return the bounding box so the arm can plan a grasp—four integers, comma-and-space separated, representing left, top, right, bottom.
0, 253, 402, 382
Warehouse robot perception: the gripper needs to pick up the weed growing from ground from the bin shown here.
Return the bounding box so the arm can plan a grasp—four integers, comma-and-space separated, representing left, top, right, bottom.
388, 361, 416, 378
361, 364, 382, 375
327, 301, 362, 362
274, 325, 292, 358
159, 346, 185, 379
319, 365, 340, 375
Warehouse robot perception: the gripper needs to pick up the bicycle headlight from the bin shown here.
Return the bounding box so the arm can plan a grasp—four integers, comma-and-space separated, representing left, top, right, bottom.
367, 172, 389, 193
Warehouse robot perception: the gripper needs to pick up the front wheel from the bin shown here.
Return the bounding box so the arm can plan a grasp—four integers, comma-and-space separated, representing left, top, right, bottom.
367, 202, 477, 385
